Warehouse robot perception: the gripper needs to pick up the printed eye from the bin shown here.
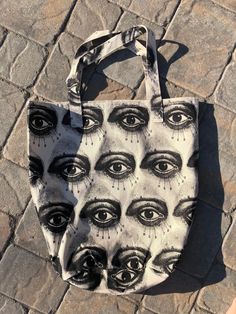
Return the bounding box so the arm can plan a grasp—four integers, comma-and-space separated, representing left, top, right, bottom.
164, 104, 196, 130
28, 105, 57, 136
152, 249, 182, 275
48, 211, 69, 228
81, 255, 97, 269
95, 152, 135, 180
112, 269, 136, 286
92, 209, 118, 226
108, 106, 149, 132
61, 163, 86, 182
78, 107, 103, 134
70, 84, 79, 95
173, 198, 197, 226
82, 115, 100, 132
126, 257, 144, 271
126, 199, 167, 227
28, 156, 43, 185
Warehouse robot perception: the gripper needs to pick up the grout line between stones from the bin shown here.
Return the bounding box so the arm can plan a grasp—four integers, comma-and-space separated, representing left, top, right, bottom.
0, 292, 33, 314
53, 285, 70, 314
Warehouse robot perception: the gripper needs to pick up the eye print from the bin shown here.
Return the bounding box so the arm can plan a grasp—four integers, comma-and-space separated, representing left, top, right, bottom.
76, 107, 103, 134
108, 247, 151, 292
187, 150, 199, 168
38, 203, 74, 234
108, 106, 149, 132
48, 154, 90, 183
28, 156, 43, 186
152, 249, 182, 275
68, 247, 107, 290
80, 199, 122, 239
173, 198, 197, 225
163, 104, 196, 130
126, 198, 167, 228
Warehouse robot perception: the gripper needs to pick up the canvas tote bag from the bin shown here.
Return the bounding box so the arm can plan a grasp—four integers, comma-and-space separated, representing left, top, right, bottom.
27, 25, 199, 294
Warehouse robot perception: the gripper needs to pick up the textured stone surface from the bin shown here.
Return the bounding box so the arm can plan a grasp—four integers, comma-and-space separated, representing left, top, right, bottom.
110, 0, 132, 8
0, 294, 25, 314
3, 105, 28, 168
213, 0, 236, 12
0, 32, 47, 88
0, 158, 30, 216
57, 286, 138, 314
197, 264, 236, 314
0, 245, 68, 314
159, 0, 236, 97
190, 306, 213, 314
176, 201, 230, 278
35, 32, 82, 102
129, 0, 179, 26
0, 27, 7, 45
0, 212, 12, 254
83, 72, 134, 100
15, 200, 48, 258
215, 50, 236, 114
142, 270, 200, 314
67, 0, 122, 40
0, 80, 26, 149
221, 218, 236, 271
0, 0, 74, 45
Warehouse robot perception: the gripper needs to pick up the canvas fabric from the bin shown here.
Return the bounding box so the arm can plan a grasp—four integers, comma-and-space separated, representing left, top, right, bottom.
27, 25, 199, 294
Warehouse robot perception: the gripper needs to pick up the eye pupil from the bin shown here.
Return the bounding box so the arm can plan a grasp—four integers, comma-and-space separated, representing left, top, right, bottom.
98, 211, 108, 221
126, 116, 135, 124
158, 162, 168, 171
52, 214, 63, 226
172, 113, 182, 123
66, 165, 77, 175
113, 163, 122, 172
121, 271, 131, 283
130, 259, 140, 270
83, 117, 89, 127
144, 209, 154, 219
86, 256, 96, 268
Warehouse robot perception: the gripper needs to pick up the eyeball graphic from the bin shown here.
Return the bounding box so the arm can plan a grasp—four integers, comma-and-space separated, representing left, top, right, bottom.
28, 156, 44, 185
152, 249, 182, 275
173, 198, 197, 225
77, 107, 103, 134
163, 104, 196, 130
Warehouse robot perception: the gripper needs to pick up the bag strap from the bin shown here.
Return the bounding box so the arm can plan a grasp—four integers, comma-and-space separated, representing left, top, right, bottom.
66, 25, 162, 114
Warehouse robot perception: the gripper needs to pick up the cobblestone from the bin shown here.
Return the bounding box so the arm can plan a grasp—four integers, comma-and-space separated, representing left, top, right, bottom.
213, 0, 236, 13
220, 218, 236, 272
0, 245, 68, 314
0, 0, 74, 45
67, 0, 122, 40
0, 158, 30, 216
110, 0, 132, 8
0, 80, 27, 149
0, 212, 12, 254
15, 200, 48, 259
197, 264, 236, 314
0, 32, 47, 88
0, 294, 25, 314
159, 0, 236, 97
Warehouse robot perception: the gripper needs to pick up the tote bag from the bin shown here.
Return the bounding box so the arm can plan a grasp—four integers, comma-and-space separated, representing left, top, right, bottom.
27, 25, 199, 294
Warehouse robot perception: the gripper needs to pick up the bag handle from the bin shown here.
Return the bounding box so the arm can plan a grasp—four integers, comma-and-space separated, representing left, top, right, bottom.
66, 25, 162, 113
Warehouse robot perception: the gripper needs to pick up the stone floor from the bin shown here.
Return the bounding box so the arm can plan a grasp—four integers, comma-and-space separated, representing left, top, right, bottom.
0, 0, 235, 313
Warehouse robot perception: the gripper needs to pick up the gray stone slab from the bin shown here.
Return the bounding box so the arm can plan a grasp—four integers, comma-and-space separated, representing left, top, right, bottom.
0, 27, 7, 45
129, 0, 179, 27
34, 32, 82, 102
176, 200, 230, 278
190, 306, 213, 314
15, 199, 48, 259
0, 294, 25, 314
57, 286, 138, 314
0, 32, 47, 88
159, 0, 236, 97
213, 0, 236, 12
214, 50, 236, 114
109, 0, 132, 8
0, 0, 74, 45
0, 245, 68, 314
0, 158, 30, 216
142, 270, 201, 314
197, 264, 236, 314
67, 0, 122, 40
220, 218, 236, 272
0, 212, 12, 254
0, 80, 27, 149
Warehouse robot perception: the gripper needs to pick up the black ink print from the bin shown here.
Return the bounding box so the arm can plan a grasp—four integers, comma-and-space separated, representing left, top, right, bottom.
173, 198, 197, 225
108, 247, 151, 292
38, 203, 74, 234
28, 156, 44, 185
152, 249, 182, 275
108, 105, 149, 132
76, 107, 103, 134
80, 199, 121, 230
187, 150, 199, 168
163, 104, 196, 130
95, 152, 135, 180
48, 154, 90, 183
68, 247, 107, 290
140, 151, 182, 179
126, 198, 167, 227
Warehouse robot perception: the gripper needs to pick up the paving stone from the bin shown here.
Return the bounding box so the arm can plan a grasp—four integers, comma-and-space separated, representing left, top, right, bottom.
0, 27, 7, 45
214, 50, 236, 114
0, 32, 47, 88
0, 80, 27, 149
197, 264, 236, 314
159, 0, 236, 98
0, 212, 12, 254
28, 310, 42, 314
190, 306, 213, 314
15, 199, 48, 259
83, 72, 134, 100
213, 0, 236, 13
0, 158, 30, 216
57, 286, 138, 314
67, 0, 122, 40
220, 218, 236, 272
0, 294, 25, 314
0, 245, 68, 314
35, 32, 82, 102
176, 200, 230, 278
0, 0, 74, 45
142, 270, 200, 314
129, 0, 179, 27
109, 0, 132, 8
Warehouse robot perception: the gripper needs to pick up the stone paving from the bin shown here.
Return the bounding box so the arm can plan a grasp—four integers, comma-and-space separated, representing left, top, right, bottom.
0, 0, 235, 313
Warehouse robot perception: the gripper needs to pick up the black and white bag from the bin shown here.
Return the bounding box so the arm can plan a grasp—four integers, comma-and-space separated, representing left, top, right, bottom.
27, 25, 199, 294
